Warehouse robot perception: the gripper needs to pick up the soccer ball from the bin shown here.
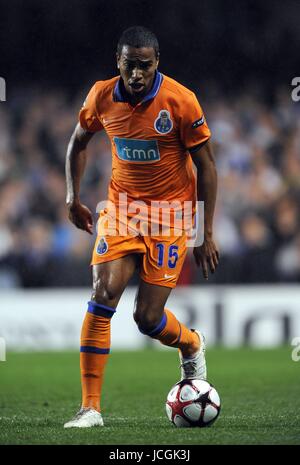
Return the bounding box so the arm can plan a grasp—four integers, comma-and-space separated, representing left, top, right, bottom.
165, 379, 221, 427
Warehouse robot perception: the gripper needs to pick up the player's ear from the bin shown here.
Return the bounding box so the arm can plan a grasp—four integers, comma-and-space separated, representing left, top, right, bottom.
155, 52, 160, 69
116, 53, 120, 70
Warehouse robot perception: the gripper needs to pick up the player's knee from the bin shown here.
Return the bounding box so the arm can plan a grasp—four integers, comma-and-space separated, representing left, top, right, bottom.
133, 307, 163, 335
92, 278, 121, 307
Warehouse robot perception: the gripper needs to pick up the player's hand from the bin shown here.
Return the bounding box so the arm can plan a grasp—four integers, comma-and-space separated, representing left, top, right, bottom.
67, 201, 93, 235
193, 237, 220, 280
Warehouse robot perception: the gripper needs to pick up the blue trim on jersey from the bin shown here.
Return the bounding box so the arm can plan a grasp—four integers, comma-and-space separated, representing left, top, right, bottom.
113, 71, 163, 103
114, 78, 124, 102
87, 301, 116, 319
143, 71, 163, 103
139, 312, 167, 337
80, 346, 110, 354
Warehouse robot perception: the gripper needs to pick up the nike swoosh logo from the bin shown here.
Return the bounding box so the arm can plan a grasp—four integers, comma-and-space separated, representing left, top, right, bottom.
164, 274, 176, 279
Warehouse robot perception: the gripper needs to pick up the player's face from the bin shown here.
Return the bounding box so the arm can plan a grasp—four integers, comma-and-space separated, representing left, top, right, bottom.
117, 46, 159, 100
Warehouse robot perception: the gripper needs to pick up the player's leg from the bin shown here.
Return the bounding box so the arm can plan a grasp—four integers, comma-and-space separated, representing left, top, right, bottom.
64, 254, 138, 428
134, 279, 200, 357
81, 255, 137, 411
134, 232, 206, 380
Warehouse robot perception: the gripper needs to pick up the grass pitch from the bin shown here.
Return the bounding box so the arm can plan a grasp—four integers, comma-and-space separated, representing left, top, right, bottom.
0, 347, 299, 445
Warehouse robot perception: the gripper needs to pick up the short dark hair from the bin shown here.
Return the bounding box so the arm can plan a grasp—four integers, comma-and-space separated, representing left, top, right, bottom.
117, 26, 159, 58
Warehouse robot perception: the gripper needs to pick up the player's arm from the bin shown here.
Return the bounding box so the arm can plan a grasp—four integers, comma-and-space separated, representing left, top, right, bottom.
190, 139, 220, 280
65, 123, 95, 235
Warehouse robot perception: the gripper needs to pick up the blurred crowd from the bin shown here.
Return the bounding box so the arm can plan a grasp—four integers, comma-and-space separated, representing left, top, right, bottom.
0, 83, 300, 287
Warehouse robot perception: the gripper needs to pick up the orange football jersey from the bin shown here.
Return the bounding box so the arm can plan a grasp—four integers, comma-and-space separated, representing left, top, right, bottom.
79, 72, 211, 216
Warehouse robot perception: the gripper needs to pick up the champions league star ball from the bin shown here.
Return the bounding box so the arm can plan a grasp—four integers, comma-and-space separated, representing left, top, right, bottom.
166, 379, 221, 427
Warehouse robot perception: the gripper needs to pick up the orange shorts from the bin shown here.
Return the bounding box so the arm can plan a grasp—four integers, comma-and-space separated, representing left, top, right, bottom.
91, 212, 188, 288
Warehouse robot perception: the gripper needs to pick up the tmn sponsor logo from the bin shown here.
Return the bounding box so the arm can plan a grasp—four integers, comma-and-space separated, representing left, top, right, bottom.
114, 137, 160, 162
96, 194, 204, 246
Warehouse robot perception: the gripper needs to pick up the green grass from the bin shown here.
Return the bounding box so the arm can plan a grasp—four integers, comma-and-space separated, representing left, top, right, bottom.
0, 347, 299, 445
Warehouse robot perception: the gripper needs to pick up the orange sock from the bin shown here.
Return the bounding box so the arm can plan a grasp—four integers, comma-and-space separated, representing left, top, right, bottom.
80, 301, 115, 412
150, 309, 200, 356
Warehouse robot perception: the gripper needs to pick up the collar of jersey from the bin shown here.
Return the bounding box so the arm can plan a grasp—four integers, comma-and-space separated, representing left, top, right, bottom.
113, 71, 163, 104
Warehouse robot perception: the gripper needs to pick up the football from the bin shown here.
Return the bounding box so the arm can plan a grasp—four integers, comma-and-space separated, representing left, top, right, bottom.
165, 379, 221, 427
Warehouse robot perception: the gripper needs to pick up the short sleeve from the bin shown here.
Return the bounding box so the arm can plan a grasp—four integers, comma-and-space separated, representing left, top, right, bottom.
79, 83, 103, 132
179, 92, 211, 151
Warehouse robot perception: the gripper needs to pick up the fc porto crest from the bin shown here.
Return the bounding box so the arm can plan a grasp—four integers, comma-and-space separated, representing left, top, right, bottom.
96, 236, 108, 255
154, 109, 173, 134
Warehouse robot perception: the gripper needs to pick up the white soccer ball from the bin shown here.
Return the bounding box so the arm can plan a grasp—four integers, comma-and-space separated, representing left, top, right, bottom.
166, 379, 221, 427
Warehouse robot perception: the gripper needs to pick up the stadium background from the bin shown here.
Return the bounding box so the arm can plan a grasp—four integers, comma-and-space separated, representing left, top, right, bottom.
1, 0, 300, 289
0, 0, 300, 446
